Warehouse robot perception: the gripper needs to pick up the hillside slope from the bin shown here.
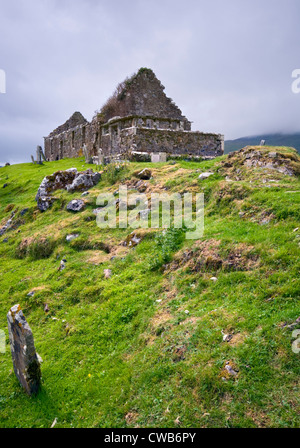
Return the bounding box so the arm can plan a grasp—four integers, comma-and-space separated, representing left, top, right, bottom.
0, 147, 299, 428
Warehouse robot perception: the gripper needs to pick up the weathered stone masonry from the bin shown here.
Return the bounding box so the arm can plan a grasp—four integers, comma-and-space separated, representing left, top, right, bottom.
44, 68, 224, 161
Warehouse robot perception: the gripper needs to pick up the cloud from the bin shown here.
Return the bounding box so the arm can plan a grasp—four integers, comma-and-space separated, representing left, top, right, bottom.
0, 0, 300, 164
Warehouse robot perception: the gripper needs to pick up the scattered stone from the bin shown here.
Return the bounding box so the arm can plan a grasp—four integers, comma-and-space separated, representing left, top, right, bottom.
123, 232, 142, 247
51, 418, 58, 428
210, 277, 218, 282
103, 269, 112, 279
44, 304, 49, 313
0, 211, 16, 236
36, 353, 43, 364
221, 331, 233, 342
136, 168, 152, 180
7, 304, 41, 395
2, 238, 8, 243
5, 162, 10, 166
184, 310, 189, 314
293, 227, 299, 232
66, 234, 79, 242
36, 196, 54, 212
199, 172, 213, 180
58, 259, 67, 271
81, 191, 89, 196
66, 199, 85, 212
281, 316, 300, 330
3, 183, 8, 188
225, 362, 238, 376
27, 291, 35, 297
20, 208, 29, 216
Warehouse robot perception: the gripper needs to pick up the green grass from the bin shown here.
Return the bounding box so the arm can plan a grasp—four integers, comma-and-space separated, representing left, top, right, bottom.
0, 149, 299, 428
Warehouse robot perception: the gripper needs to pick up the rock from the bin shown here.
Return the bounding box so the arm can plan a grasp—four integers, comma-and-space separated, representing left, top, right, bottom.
36, 169, 78, 201
2, 238, 8, 243
210, 277, 218, 282
66, 234, 79, 242
81, 191, 89, 196
0, 211, 16, 236
136, 168, 152, 180
5, 162, 10, 166
66, 170, 101, 193
3, 183, 8, 188
51, 418, 58, 428
36, 196, 54, 212
35, 169, 101, 211
66, 199, 85, 212
199, 172, 213, 180
20, 208, 29, 216
293, 227, 299, 232
104, 269, 112, 279
225, 361, 238, 376
44, 304, 49, 313
222, 331, 233, 342
58, 259, 67, 271
36, 353, 43, 363
27, 291, 35, 297
7, 304, 41, 395
123, 232, 142, 247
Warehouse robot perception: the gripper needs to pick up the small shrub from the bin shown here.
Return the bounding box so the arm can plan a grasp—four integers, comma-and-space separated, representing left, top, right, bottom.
16, 236, 56, 259
105, 162, 128, 185
70, 236, 110, 252
148, 228, 186, 270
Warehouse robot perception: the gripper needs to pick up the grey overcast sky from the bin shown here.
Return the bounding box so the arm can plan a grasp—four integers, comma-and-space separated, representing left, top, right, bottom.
0, 0, 300, 164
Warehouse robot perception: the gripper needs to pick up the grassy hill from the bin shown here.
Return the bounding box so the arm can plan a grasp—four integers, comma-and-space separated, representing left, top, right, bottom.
0, 147, 299, 428
225, 133, 300, 154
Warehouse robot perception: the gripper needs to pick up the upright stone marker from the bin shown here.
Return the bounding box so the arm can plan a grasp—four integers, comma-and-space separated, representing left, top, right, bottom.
151, 152, 167, 163
7, 304, 41, 395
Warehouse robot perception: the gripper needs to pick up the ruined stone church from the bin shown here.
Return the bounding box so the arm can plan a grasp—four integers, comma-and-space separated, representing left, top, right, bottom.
44, 68, 224, 161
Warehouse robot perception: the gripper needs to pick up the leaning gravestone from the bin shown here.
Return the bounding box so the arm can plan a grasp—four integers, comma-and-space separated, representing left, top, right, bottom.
7, 304, 41, 395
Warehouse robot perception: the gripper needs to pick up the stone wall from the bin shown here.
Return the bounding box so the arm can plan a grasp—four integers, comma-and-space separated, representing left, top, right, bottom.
119, 127, 224, 158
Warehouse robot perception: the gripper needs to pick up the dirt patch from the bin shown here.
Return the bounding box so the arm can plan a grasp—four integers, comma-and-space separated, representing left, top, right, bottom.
87, 244, 129, 265
167, 239, 259, 273
125, 411, 139, 425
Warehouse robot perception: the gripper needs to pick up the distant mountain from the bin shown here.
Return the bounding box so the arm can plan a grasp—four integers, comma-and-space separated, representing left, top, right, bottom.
225, 133, 300, 154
